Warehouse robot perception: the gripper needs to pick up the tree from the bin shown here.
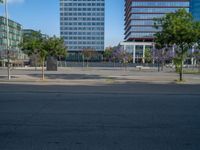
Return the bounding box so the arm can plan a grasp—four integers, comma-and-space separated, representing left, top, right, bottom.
154, 9, 200, 81
103, 46, 117, 62
20, 32, 67, 80
194, 23, 200, 72
195, 51, 200, 72
38, 45, 48, 80
153, 46, 174, 72
112, 48, 132, 69
145, 48, 153, 64
42, 36, 67, 65
20, 31, 46, 79
193, 47, 200, 72
82, 49, 96, 67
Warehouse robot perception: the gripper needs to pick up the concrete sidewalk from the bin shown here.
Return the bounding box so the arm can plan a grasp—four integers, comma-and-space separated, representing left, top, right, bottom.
0, 67, 200, 85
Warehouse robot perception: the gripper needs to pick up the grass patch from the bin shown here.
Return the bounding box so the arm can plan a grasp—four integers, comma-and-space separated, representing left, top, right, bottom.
183, 70, 200, 74
105, 77, 116, 84
174, 79, 186, 83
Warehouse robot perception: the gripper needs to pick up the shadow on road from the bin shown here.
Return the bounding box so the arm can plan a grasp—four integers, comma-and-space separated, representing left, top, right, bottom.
28, 73, 107, 80
0, 82, 200, 95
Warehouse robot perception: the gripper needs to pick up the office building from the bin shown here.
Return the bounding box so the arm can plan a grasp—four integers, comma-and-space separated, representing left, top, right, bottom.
0, 16, 23, 62
60, 0, 105, 59
190, 0, 200, 21
125, 0, 190, 42
122, 0, 190, 63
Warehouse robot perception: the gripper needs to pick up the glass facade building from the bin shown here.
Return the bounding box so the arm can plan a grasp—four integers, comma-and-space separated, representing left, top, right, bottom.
124, 0, 190, 42
60, 0, 105, 52
190, 0, 200, 21
0, 16, 22, 59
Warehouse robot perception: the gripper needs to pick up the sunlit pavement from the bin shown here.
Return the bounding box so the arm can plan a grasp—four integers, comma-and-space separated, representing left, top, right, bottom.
0, 83, 200, 150
0, 67, 200, 85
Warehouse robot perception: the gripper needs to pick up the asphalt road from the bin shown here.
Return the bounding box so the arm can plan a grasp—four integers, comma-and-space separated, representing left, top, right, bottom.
0, 83, 200, 150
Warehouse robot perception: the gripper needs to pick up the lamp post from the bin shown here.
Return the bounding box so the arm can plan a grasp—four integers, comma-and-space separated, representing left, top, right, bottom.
4, 0, 11, 80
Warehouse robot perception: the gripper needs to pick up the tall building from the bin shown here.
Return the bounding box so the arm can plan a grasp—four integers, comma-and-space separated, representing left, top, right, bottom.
190, 0, 200, 21
121, 0, 190, 63
0, 16, 22, 61
124, 0, 190, 42
60, 0, 105, 57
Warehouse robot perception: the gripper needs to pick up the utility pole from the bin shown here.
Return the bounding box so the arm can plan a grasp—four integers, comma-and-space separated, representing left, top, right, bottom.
5, 0, 11, 80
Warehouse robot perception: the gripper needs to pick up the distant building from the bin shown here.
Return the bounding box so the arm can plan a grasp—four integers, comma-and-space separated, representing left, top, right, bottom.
22, 29, 49, 38
190, 0, 200, 21
121, 0, 190, 63
0, 16, 24, 64
22, 29, 36, 36
124, 0, 190, 42
120, 41, 154, 63
60, 0, 105, 61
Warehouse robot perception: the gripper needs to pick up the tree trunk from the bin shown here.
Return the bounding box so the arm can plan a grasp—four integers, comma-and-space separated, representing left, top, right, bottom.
87, 59, 89, 67
113, 60, 115, 68
198, 61, 200, 73
42, 59, 45, 80
82, 55, 85, 68
158, 62, 160, 72
161, 61, 164, 71
179, 59, 183, 81
35, 55, 37, 71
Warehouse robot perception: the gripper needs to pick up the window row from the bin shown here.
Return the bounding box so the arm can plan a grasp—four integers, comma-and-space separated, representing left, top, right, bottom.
60, 22, 104, 26
67, 46, 103, 51
132, 8, 189, 13
130, 26, 161, 32
132, 2, 189, 7
131, 14, 165, 19
61, 0, 104, 2
131, 20, 155, 26
64, 36, 104, 40
60, 27, 104, 30
65, 41, 104, 45
128, 32, 155, 38
60, 17, 104, 21
61, 2, 104, 7
60, 8, 104, 11
61, 32, 104, 36
60, 12, 104, 16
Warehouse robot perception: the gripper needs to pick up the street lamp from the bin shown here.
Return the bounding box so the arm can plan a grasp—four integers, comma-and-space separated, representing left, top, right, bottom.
1, 0, 10, 79
4, 0, 10, 80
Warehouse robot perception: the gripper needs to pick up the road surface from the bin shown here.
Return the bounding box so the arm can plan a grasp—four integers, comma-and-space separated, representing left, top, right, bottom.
0, 83, 200, 150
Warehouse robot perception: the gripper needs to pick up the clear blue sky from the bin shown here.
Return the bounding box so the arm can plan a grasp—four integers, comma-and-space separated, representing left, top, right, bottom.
0, 0, 124, 47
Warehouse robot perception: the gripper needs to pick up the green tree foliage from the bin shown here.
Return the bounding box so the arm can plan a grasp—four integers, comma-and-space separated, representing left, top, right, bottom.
42, 36, 67, 60
82, 49, 96, 67
145, 48, 153, 63
103, 47, 115, 61
154, 9, 200, 81
20, 31, 43, 56
20, 31, 67, 80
